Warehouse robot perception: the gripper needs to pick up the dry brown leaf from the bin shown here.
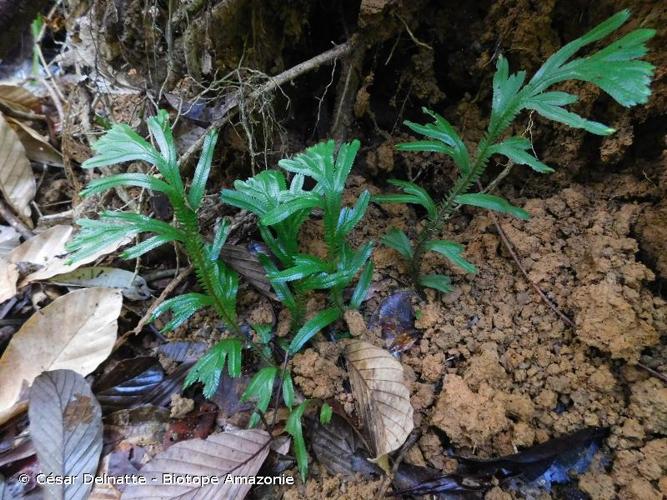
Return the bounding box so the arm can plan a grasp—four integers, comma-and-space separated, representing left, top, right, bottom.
6, 117, 63, 167
0, 225, 131, 301
0, 85, 41, 114
0, 113, 35, 221
0, 288, 122, 424
122, 429, 271, 499
345, 340, 414, 459
0, 225, 72, 302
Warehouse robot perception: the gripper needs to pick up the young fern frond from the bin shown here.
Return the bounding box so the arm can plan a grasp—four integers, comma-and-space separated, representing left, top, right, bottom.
377, 10, 655, 291
67, 111, 246, 406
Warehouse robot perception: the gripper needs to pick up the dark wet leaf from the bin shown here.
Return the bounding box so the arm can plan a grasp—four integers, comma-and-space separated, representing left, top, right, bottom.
141, 362, 193, 408
457, 427, 608, 481
309, 413, 382, 478
219, 243, 276, 299
369, 290, 419, 354
164, 93, 210, 124
1, 458, 40, 498
94, 357, 164, 413
387, 428, 607, 498
0, 413, 33, 467
29, 370, 103, 500
158, 341, 208, 363
390, 465, 488, 497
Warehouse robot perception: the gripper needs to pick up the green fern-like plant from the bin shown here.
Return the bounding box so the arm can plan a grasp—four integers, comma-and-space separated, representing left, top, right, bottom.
67, 111, 248, 402
222, 139, 374, 478
374, 10, 655, 291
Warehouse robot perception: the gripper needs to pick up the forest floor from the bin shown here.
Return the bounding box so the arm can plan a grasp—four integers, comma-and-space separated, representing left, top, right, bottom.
0, 0, 665, 499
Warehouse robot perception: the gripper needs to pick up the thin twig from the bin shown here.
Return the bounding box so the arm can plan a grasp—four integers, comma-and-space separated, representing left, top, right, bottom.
0, 199, 34, 240
636, 362, 667, 384
181, 40, 353, 165
114, 266, 193, 350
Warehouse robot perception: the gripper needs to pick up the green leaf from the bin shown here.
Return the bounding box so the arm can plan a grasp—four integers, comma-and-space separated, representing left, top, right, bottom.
259, 254, 298, 314
282, 372, 295, 409
121, 234, 174, 259
147, 110, 178, 166
208, 218, 230, 261
381, 228, 413, 259
388, 179, 438, 219
419, 274, 453, 293
81, 124, 161, 169
188, 129, 218, 209
528, 10, 655, 107
288, 308, 341, 355
524, 96, 615, 135
220, 189, 265, 215
261, 193, 322, 226
398, 108, 470, 173
489, 137, 554, 173
151, 293, 213, 332
350, 260, 373, 309
183, 338, 243, 398
81, 173, 173, 198
332, 139, 361, 193
286, 401, 309, 481
253, 323, 273, 345
455, 193, 530, 220
319, 402, 332, 425
424, 240, 477, 273
279, 141, 333, 186
241, 367, 278, 422
268, 255, 329, 284
337, 190, 370, 236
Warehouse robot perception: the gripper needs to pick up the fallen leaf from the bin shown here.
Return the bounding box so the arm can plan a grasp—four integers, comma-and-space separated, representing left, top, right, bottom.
0, 225, 131, 302
0, 86, 41, 114
94, 357, 164, 413
49, 267, 151, 300
0, 288, 122, 423
0, 113, 35, 221
310, 413, 382, 478
0, 226, 20, 256
29, 370, 103, 500
219, 243, 275, 299
122, 429, 271, 499
159, 341, 208, 363
6, 117, 63, 167
345, 340, 414, 459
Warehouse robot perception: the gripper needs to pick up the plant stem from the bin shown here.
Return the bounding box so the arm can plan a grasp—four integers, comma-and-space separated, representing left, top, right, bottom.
173, 201, 242, 336
409, 137, 495, 286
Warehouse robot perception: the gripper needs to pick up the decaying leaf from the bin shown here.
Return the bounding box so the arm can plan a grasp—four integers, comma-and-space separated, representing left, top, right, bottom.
310, 413, 381, 478
0, 288, 122, 424
0, 85, 41, 114
0, 226, 20, 256
219, 244, 275, 299
94, 357, 164, 413
122, 429, 271, 499
0, 113, 35, 221
29, 370, 103, 500
49, 267, 151, 300
6, 116, 63, 167
345, 340, 414, 458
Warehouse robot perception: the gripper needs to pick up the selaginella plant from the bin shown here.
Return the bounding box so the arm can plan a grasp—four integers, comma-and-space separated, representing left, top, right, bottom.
374, 10, 655, 292
69, 116, 372, 480
220, 139, 374, 478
